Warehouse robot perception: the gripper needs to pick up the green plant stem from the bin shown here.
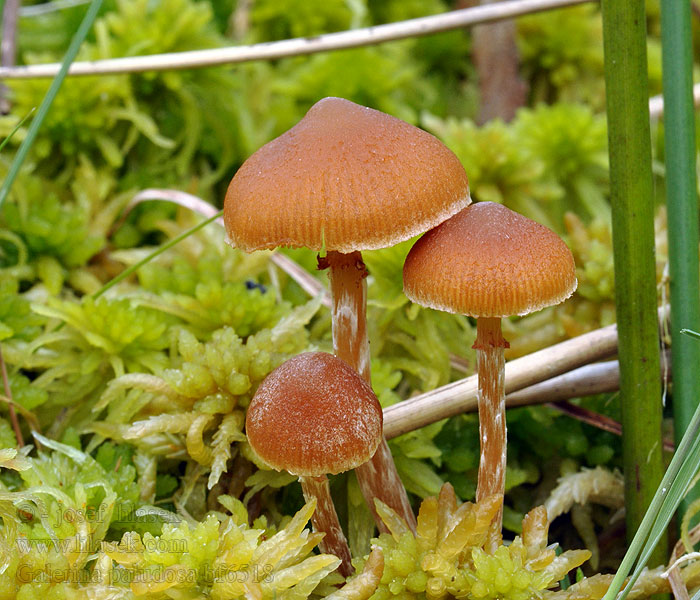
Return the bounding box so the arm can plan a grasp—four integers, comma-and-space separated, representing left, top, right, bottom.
0, 108, 34, 152
0, 0, 103, 209
661, 0, 700, 521
601, 0, 666, 567
93, 211, 223, 299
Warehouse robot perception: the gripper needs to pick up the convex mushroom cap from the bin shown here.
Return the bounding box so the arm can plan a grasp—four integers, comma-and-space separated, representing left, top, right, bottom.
403, 202, 577, 317
224, 97, 470, 253
245, 352, 383, 477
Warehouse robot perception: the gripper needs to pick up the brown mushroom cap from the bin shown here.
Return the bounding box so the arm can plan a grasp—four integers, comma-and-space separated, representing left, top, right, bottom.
245, 352, 383, 477
224, 97, 470, 253
403, 202, 577, 318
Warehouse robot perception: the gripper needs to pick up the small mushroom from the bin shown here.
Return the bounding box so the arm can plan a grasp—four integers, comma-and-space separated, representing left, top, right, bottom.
402, 202, 577, 549
245, 351, 383, 577
225, 97, 471, 532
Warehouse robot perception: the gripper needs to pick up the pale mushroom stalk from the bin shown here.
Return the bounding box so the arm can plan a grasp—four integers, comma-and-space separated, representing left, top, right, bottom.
474, 316, 508, 551
403, 202, 577, 555
325, 251, 370, 381
301, 475, 353, 576
325, 250, 417, 533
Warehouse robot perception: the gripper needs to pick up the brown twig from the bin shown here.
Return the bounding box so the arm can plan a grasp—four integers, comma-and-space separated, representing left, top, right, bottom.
0, 344, 24, 446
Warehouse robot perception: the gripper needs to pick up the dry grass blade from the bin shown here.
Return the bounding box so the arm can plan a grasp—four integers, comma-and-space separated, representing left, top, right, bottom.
550, 401, 674, 452
111, 188, 219, 235
551, 399, 624, 434
117, 189, 330, 307
664, 520, 700, 600
0, 0, 592, 79
667, 556, 692, 600
667, 500, 700, 599
507, 359, 621, 406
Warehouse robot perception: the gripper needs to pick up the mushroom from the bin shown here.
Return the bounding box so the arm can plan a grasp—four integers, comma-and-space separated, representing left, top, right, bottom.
402, 202, 577, 549
225, 97, 470, 531
245, 351, 383, 577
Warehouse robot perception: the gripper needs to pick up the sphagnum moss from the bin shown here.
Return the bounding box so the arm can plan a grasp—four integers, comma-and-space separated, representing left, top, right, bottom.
361, 483, 591, 600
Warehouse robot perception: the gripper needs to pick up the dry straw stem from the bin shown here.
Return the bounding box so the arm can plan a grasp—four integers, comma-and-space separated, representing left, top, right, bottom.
665, 520, 700, 600
506, 360, 622, 406
383, 306, 669, 440
0, 0, 592, 79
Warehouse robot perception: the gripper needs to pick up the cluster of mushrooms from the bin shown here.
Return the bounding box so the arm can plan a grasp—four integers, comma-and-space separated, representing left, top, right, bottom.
223, 97, 577, 576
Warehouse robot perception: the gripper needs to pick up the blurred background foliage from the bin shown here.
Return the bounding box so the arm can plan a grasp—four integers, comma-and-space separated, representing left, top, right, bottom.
0, 0, 685, 590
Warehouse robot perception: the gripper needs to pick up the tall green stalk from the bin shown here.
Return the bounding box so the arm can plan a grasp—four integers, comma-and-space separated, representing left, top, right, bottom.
601, 0, 666, 566
661, 0, 700, 520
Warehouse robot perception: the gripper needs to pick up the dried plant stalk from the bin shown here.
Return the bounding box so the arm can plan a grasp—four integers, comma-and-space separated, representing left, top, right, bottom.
0, 0, 593, 79
384, 320, 622, 439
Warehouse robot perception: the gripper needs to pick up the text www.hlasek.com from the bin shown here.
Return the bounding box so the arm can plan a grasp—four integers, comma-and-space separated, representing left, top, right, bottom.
15, 535, 188, 555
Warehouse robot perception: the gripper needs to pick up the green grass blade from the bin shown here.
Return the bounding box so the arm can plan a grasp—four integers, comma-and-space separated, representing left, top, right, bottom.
0, 0, 103, 209
0, 107, 35, 153
92, 211, 223, 299
623, 432, 700, 598
602, 376, 700, 600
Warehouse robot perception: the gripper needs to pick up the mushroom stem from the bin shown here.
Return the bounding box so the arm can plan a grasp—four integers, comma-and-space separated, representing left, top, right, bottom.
473, 316, 508, 551
300, 475, 353, 577
325, 250, 417, 533
325, 250, 371, 381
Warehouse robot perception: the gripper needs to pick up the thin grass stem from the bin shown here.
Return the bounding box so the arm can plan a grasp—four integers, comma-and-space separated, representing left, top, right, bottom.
0, 108, 34, 153
660, 0, 700, 521
93, 211, 223, 300
0, 0, 104, 210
